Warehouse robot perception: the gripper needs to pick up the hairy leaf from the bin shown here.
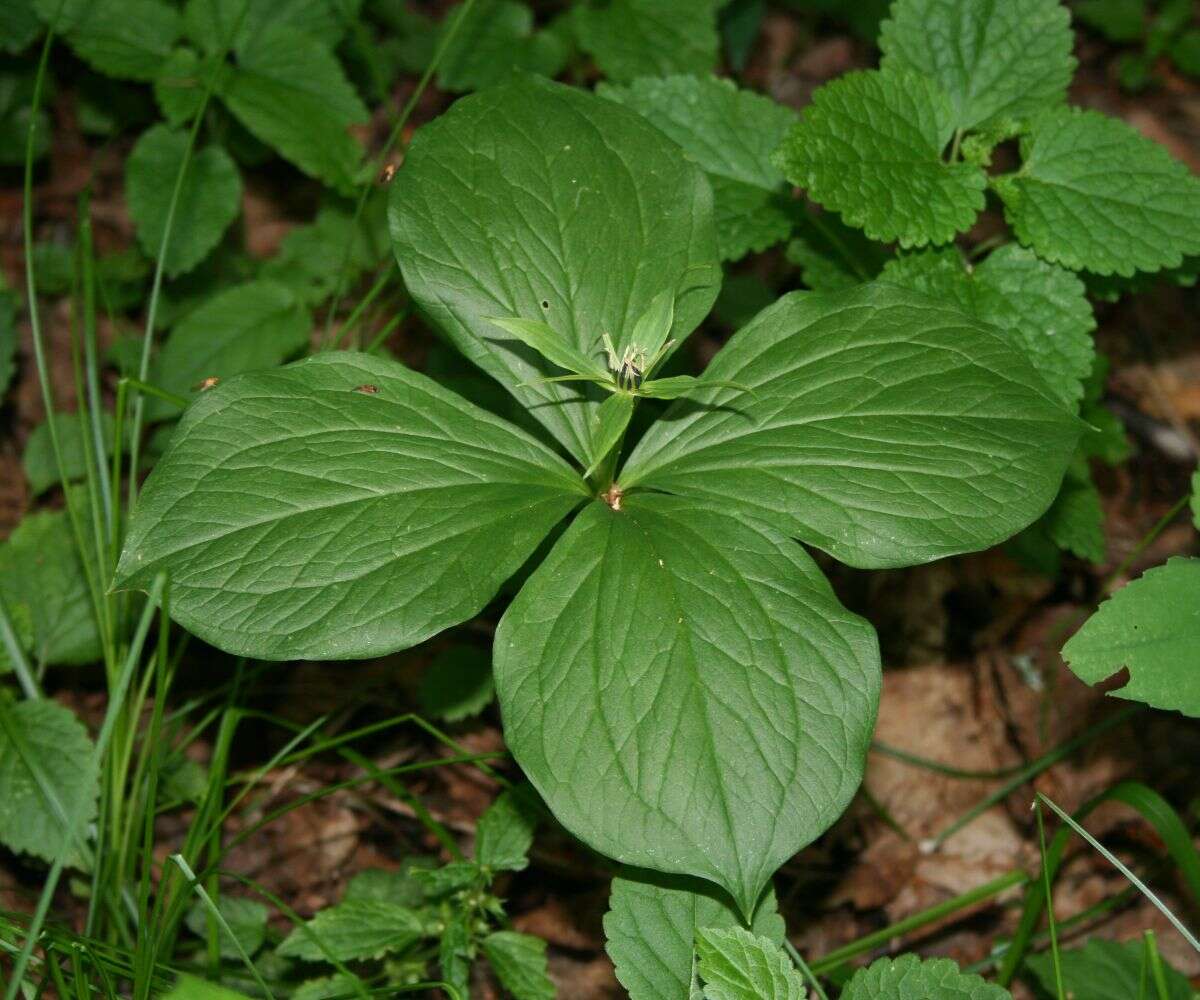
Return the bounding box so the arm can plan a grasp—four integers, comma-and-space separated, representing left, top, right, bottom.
621, 283, 1080, 569
494, 494, 880, 917
773, 68, 986, 248
993, 108, 1200, 276
277, 899, 422, 961
482, 931, 555, 1000
116, 352, 585, 660
573, 0, 720, 83
126, 125, 241, 278
879, 0, 1074, 130
840, 954, 1011, 999
389, 75, 719, 464
695, 927, 804, 1000
1062, 557, 1200, 718
605, 872, 784, 1000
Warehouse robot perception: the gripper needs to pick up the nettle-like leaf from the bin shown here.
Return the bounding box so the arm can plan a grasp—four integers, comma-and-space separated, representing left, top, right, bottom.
436, 0, 568, 94
695, 927, 804, 1000
879, 0, 1074, 130
475, 787, 539, 873
0, 697, 99, 867
881, 244, 1096, 408
1025, 937, 1195, 1000
773, 68, 987, 248
841, 954, 1011, 999
147, 279, 311, 420
494, 493, 881, 916
115, 352, 586, 660
604, 872, 784, 1000
1062, 557, 1200, 718
572, 0, 720, 83
620, 284, 1080, 570
993, 108, 1200, 276
389, 75, 720, 464
185, 896, 269, 959
126, 125, 242, 278
218, 24, 368, 192
481, 931, 555, 1000
64, 0, 181, 82
184, 0, 352, 55
599, 75, 798, 262
276, 899, 423, 961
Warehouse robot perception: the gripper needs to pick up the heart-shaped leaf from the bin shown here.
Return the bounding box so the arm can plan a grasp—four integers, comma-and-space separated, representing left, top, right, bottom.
494, 492, 880, 917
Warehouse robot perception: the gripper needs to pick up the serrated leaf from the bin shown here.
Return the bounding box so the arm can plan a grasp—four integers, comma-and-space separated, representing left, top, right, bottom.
879, 0, 1074, 131
1062, 556, 1200, 718
184, 0, 352, 56
0, 697, 98, 866
64, 0, 181, 82
414, 861, 480, 898
881, 244, 1096, 408
159, 975, 254, 1000
1043, 467, 1106, 564
418, 645, 495, 722
439, 914, 473, 998
0, 509, 101, 666
115, 352, 585, 660
344, 861, 435, 908
621, 283, 1080, 570
289, 976, 359, 1000
1025, 937, 1194, 1000
1, 0, 40, 54
436, 0, 568, 93
126, 125, 241, 278
694, 927, 804, 1000
494, 493, 881, 918
773, 68, 986, 248
147, 279, 311, 420
23, 411, 119, 495
599, 75, 798, 261
482, 931, 555, 1000
604, 872, 785, 1000
389, 75, 719, 465
185, 896, 269, 960
277, 899, 422, 961
994, 107, 1200, 276
475, 787, 539, 873
840, 954, 1011, 999
219, 25, 367, 192
573, 0, 720, 83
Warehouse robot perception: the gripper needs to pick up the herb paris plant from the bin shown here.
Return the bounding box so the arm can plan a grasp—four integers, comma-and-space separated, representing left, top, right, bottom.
116, 75, 1079, 917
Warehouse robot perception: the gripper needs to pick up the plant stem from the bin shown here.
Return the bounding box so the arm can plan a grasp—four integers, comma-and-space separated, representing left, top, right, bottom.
1034, 799, 1066, 999
785, 940, 830, 1000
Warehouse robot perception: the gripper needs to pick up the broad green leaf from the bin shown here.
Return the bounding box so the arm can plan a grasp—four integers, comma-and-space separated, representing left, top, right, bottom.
389, 75, 720, 464
599, 75, 798, 261
621, 283, 1080, 570
160, 975, 254, 1000
694, 927, 804, 1000
290, 977, 359, 1000
1043, 467, 1106, 564
184, 0, 352, 56
0, 697, 98, 866
840, 954, 1011, 999
475, 787, 539, 873
418, 645, 495, 722
881, 244, 1096, 408
1076, 0, 1146, 43
482, 931, 555, 1000
494, 493, 880, 917
604, 872, 784, 1000
0, 509, 101, 666
573, 0, 720, 83
154, 48, 213, 127
126, 125, 242, 278
879, 0, 1074, 130
1062, 557, 1200, 718
0, 602, 33, 675
773, 68, 987, 248
115, 352, 585, 660
23, 411, 118, 495
993, 108, 1200, 276
786, 211, 889, 292
219, 25, 367, 192
33, 0, 90, 31
585, 392, 635, 477
1026, 938, 1194, 1000
1, 0, 40, 54
185, 896, 269, 959
277, 899, 422, 961
487, 317, 610, 381
436, 0, 568, 93
147, 279, 311, 420
413, 861, 480, 898
65, 0, 181, 82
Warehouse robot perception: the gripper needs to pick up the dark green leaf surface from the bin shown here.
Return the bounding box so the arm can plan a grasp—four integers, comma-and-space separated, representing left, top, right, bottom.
389, 76, 719, 464
65, 0, 181, 81
185, 896, 269, 959
994, 108, 1200, 276
1062, 557, 1200, 718
436, 0, 568, 93
116, 352, 585, 660
621, 284, 1080, 569
494, 494, 880, 917
276, 899, 422, 961
879, 0, 1074, 130
418, 645, 495, 722
605, 872, 784, 1000
126, 125, 241, 278
841, 954, 1011, 999
482, 931, 555, 1000
695, 927, 804, 1000
219, 25, 367, 191
184, 0, 352, 56
23, 411, 119, 495
1026, 938, 1194, 1000
0, 0, 40, 54
773, 68, 986, 248
573, 0, 720, 83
